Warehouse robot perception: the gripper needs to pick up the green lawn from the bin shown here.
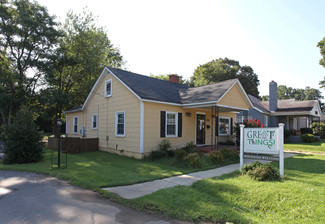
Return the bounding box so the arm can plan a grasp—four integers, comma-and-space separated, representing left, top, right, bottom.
284, 139, 325, 153
0, 149, 235, 193
130, 154, 325, 223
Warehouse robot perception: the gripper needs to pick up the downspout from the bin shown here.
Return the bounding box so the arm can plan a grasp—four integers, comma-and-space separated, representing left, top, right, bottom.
140, 100, 144, 154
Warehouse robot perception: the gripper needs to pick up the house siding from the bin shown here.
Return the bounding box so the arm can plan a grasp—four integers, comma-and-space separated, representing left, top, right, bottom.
66, 73, 141, 158
143, 102, 236, 155
218, 85, 250, 109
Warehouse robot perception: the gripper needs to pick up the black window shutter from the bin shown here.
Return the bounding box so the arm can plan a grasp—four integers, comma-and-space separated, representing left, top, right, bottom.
160, 111, 166, 138
230, 117, 233, 135
215, 116, 219, 136
178, 113, 182, 137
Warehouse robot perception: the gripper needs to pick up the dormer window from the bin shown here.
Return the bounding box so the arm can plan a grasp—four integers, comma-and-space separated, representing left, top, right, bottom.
105, 79, 112, 97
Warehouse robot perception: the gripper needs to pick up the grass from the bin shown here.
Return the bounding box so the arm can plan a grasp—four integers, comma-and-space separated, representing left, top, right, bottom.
130, 154, 325, 223
284, 139, 325, 153
0, 148, 236, 193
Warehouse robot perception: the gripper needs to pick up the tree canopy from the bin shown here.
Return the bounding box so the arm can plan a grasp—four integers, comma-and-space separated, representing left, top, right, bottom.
0, 0, 61, 125
318, 37, 325, 89
262, 85, 323, 102
190, 58, 260, 98
41, 9, 125, 130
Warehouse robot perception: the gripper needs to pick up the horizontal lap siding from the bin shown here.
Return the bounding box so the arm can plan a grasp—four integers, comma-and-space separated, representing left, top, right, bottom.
218, 84, 250, 109
66, 111, 84, 137
143, 103, 237, 154
77, 74, 141, 154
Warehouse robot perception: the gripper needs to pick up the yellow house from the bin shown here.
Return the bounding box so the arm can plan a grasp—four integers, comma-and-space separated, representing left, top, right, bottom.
64, 67, 253, 159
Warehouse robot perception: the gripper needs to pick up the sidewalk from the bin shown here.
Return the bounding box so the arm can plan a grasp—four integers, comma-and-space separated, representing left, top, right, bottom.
103, 152, 296, 199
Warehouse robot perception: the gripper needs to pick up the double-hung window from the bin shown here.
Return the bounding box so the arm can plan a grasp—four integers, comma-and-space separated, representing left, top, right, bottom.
92, 114, 98, 129
105, 79, 112, 97
219, 117, 230, 136
166, 112, 178, 137
73, 116, 78, 134
115, 112, 125, 137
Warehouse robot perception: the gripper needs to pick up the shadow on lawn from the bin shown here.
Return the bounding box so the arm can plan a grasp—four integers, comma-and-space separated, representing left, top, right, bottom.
284, 155, 325, 174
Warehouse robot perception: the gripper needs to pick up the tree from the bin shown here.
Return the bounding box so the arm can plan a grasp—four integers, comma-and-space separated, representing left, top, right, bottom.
276, 85, 323, 101
190, 58, 260, 97
0, 0, 61, 125
1, 106, 44, 164
42, 9, 125, 131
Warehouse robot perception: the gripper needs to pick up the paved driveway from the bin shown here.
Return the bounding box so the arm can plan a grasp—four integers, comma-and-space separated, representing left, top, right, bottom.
0, 171, 190, 224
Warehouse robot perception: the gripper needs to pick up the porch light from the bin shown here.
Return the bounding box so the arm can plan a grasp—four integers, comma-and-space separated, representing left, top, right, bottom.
185, 112, 191, 117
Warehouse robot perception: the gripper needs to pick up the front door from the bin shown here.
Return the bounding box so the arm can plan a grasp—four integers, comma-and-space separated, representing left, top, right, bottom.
196, 114, 206, 145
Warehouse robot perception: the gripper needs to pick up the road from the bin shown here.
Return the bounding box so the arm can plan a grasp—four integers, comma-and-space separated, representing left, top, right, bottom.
0, 171, 190, 224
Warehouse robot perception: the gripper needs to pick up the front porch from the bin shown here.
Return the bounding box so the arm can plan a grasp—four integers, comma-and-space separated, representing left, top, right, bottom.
195, 144, 239, 153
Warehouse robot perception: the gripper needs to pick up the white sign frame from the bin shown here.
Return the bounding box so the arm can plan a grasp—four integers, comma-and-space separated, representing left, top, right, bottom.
240, 123, 284, 178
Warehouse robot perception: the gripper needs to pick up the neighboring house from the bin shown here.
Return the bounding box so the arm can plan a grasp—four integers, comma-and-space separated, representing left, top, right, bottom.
64, 67, 252, 158
237, 81, 321, 131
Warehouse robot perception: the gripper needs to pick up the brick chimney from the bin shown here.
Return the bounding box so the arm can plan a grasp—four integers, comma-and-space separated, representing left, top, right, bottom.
169, 74, 179, 84
269, 81, 278, 112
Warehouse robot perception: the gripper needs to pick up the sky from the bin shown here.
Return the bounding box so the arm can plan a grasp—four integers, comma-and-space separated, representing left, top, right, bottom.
38, 0, 325, 97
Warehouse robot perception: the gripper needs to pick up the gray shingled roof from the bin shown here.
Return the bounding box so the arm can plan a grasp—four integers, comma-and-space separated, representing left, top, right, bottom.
108, 67, 237, 104
249, 94, 317, 113
248, 94, 269, 113
179, 79, 238, 104
108, 67, 189, 104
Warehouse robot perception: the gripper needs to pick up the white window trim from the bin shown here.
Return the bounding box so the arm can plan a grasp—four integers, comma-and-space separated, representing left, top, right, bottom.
166, 111, 178, 138
115, 111, 125, 137
91, 114, 98, 130
104, 79, 112, 97
73, 116, 78, 134
219, 116, 231, 136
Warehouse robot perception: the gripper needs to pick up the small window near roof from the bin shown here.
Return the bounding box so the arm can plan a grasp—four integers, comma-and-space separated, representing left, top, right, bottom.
105, 79, 112, 97
92, 114, 98, 129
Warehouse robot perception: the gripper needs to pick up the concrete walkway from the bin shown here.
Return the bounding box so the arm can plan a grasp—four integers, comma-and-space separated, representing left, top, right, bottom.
103, 152, 296, 199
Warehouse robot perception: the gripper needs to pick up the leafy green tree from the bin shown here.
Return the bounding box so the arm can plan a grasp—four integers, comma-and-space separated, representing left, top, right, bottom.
1, 106, 44, 164
42, 9, 124, 131
276, 85, 323, 101
0, 0, 61, 125
190, 58, 260, 97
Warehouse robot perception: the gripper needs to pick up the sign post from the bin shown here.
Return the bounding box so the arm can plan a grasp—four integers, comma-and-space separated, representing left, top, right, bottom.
240, 123, 285, 178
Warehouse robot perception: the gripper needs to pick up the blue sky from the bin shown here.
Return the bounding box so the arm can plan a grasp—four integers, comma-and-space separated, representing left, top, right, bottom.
39, 0, 325, 97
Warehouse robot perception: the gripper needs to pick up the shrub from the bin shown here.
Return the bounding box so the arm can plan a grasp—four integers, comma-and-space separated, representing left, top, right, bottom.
209, 151, 224, 164
241, 161, 262, 174
174, 148, 187, 161
148, 150, 168, 161
184, 152, 201, 168
2, 107, 44, 164
300, 134, 315, 143
242, 162, 280, 181
300, 128, 313, 134
159, 139, 172, 151
243, 118, 264, 128
311, 122, 325, 138
220, 148, 239, 161
248, 164, 280, 181
183, 141, 196, 153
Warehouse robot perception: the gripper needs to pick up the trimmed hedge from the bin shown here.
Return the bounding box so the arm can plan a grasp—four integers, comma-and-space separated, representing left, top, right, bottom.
300, 134, 315, 143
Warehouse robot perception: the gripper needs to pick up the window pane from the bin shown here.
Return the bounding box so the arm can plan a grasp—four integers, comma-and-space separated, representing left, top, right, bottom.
166, 113, 176, 136
106, 81, 111, 95
92, 115, 97, 128
219, 118, 229, 135
116, 113, 125, 135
